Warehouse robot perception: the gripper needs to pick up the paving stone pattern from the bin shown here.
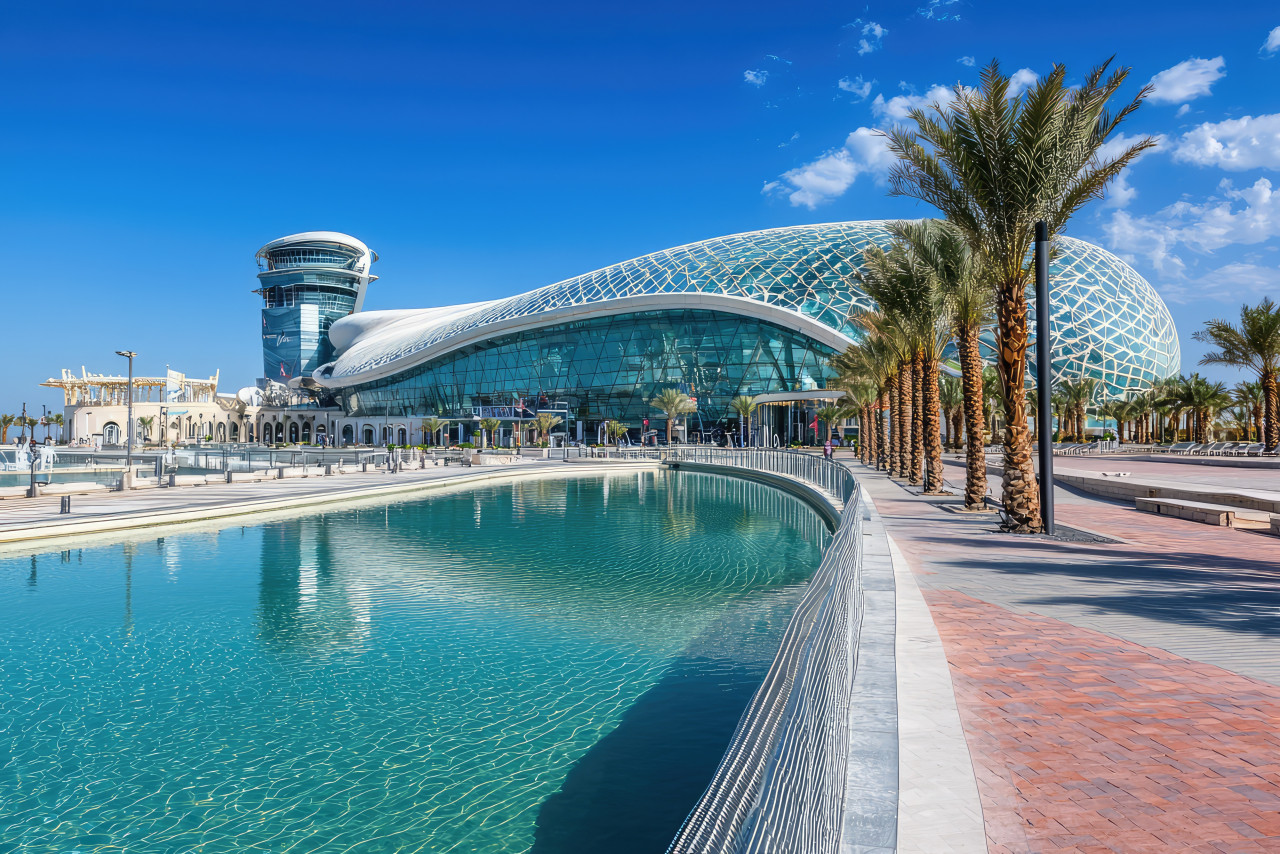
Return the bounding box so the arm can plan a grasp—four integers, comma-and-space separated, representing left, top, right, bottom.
930, 590, 1280, 853
850, 458, 1280, 854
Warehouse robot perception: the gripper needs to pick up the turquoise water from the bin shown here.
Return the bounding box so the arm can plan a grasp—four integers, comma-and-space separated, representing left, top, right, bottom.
0, 471, 828, 853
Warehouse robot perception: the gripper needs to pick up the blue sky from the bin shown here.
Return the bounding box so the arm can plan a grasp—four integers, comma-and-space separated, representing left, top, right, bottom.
3, 0, 1278, 412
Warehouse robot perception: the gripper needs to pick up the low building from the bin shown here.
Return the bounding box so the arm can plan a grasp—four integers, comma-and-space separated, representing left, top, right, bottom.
42, 368, 248, 446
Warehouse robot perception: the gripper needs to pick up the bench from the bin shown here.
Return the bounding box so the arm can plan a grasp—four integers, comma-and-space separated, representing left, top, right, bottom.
1135, 497, 1272, 529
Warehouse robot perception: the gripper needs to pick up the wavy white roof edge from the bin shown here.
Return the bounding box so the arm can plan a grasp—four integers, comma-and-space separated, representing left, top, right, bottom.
314, 220, 1181, 395
255, 231, 379, 262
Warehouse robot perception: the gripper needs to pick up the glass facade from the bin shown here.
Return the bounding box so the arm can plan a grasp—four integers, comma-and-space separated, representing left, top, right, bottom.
319, 222, 1181, 423
256, 235, 376, 381
337, 310, 836, 428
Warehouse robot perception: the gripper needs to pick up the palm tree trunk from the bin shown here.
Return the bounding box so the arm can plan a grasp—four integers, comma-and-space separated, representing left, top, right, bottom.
910, 350, 924, 486
898, 362, 912, 479
1264, 370, 1279, 449
866, 403, 876, 465
923, 358, 945, 494
994, 284, 1042, 532
952, 409, 963, 452
958, 325, 987, 511
866, 405, 875, 464
877, 388, 890, 471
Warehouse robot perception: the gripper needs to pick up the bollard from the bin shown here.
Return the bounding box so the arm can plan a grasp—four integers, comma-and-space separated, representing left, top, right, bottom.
324, 464, 334, 476
60, 495, 72, 514
168, 472, 176, 488
226, 471, 235, 484
277, 467, 286, 479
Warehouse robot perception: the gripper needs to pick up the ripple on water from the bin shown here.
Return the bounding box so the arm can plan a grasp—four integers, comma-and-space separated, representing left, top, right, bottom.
0, 470, 828, 853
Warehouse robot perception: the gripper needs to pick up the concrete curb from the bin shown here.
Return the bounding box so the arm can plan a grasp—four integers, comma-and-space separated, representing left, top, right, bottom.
0, 462, 646, 547
888, 532, 987, 854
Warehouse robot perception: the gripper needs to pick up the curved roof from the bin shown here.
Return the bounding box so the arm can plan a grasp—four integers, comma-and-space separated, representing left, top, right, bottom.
255, 231, 379, 264
314, 221, 1181, 398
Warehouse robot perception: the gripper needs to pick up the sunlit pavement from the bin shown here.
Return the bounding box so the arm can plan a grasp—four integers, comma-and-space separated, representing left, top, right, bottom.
850, 458, 1280, 853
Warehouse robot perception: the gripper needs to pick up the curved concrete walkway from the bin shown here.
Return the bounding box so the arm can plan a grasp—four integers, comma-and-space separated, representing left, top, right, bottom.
855, 458, 1280, 853
0, 460, 613, 549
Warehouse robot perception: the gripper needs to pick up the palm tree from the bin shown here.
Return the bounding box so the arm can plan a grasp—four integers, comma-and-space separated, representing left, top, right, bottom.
816, 405, 846, 444
729, 395, 757, 447
136, 415, 155, 445
855, 252, 933, 484
1232, 381, 1264, 443
856, 315, 911, 479
893, 219, 989, 500
478, 417, 501, 449
1176, 374, 1231, 443
939, 375, 964, 447
831, 331, 897, 471
533, 412, 562, 444
1097, 399, 1122, 442
0, 414, 14, 444
605, 420, 630, 446
649, 388, 697, 444
838, 381, 878, 463
885, 60, 1156, 531
1194, 298, 1280, 449
1221, 406, 1252, 441
48, 413, 64, 444
422, 416, 449, 447
1059, 378, 1097, 440
1050, 385, 1070, 440
982, 366, 1001, 440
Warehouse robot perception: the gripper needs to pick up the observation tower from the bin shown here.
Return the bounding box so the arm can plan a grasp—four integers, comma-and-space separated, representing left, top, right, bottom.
254, 232, 378, 381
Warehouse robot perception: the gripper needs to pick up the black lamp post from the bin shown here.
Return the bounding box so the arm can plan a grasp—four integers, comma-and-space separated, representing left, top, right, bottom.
115, 350, 137, 489
1034, 222, 1055, 536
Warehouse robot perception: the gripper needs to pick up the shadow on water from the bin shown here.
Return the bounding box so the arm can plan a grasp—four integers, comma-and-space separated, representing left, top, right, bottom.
530, 595, 798, 854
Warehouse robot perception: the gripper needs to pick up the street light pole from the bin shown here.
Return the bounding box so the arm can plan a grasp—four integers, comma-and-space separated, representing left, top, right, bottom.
1034, 222, 1055, 536
116, 350, 137, 489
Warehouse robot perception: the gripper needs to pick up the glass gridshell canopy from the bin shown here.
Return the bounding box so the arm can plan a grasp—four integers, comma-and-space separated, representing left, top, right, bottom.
322, 222, 1180, 417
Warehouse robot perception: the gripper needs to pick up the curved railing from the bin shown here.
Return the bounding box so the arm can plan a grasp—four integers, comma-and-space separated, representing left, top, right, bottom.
662, 447, 864, 854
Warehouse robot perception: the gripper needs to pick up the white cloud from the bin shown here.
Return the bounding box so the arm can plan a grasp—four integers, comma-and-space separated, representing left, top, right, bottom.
838, 75, 874, 100
1176, 104, 1191, 118
856, 21, 887, 55
1161, 262, 1280, 304
1103, 173, 1137, 210
744, 69, 768, 87
1172, 113, 1280, 170
958, 56, 975, 67
1104, 178, 1280, 273
1147, 56, 1225, 104
1102, 210, 1186, 275
1093, 133, 1164, 209
1262, 26, 1280, 55
871, 84, 954, 124
766, 128, 894, 209
917, 0, 962, 21
1008, 67, 1037, 97
1096, 131, 1164, 164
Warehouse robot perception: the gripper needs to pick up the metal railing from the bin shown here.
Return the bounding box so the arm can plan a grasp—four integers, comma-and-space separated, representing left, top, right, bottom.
664, 446, 856, 507
664, 449, 865, 854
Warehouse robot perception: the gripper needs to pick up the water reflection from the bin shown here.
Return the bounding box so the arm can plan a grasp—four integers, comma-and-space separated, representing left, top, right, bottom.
0, 471, 829, 853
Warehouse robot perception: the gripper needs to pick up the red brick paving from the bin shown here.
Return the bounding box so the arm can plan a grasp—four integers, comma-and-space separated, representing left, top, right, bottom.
926, 589, 1280, 853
